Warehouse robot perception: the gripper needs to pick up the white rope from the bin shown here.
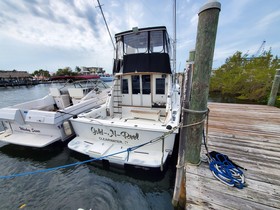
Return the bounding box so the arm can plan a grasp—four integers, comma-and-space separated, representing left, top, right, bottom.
182, 107, 208, 114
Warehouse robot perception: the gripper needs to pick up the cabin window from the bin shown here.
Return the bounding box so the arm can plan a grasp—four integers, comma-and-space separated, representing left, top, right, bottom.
150, 31, 164, 53
142, 75, 151, 94
132, 75, 140, 94
156, 78, 165, 94
122, 79, 129, 94
124, 32, 148, 54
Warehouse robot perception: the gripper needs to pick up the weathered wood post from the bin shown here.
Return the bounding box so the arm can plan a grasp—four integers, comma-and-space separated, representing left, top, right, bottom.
172, 50, 195, 208
268, 69, 280, 106
185, 0, 221, 164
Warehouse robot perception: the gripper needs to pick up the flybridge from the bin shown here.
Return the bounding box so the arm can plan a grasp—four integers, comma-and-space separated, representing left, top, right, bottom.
113, 26, 172, 74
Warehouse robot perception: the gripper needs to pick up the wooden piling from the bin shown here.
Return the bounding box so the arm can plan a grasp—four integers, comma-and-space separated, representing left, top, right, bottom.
185, 0, 221, 164
268, 69, 280, 106
172, 51, 195, 208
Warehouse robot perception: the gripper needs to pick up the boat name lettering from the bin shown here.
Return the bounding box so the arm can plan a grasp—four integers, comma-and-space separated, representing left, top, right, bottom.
91, 127, 104, 135
19, 127, 40, 133
31, 128, 40, 133
120, 131, 139, 140
91, 127, 139, 140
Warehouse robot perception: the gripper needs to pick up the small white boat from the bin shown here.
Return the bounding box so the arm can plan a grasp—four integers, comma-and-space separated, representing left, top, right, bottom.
0, 79, 111, 147
68, 26, 181, 169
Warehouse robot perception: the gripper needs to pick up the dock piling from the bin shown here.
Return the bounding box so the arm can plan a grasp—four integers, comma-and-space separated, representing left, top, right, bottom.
268, 69, 280, 106
185, 0, 221, 164
172, 50, 195, 208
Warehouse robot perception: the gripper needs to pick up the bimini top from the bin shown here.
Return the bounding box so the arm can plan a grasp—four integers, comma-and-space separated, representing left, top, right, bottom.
113, 26, 172, 74
115, 26, 167, 38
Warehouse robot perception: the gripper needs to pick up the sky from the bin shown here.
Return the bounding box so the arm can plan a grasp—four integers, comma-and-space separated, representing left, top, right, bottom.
0, 0, 280, 74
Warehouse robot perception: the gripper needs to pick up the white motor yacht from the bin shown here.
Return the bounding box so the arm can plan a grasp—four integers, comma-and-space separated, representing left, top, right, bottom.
68, 26, 181, 169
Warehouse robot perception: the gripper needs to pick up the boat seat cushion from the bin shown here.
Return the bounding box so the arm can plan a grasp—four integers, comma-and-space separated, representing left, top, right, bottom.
49, 88, 61, 97
68, 88, 85, 99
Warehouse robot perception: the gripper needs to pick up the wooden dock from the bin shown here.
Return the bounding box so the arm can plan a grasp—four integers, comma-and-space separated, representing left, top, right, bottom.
185, 102, 280, 209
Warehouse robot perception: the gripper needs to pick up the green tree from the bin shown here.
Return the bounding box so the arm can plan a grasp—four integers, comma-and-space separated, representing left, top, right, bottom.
210, 50, 280, 103
32, 69, 51, 78
54, 67, 78, 76
75, 66, 82, 73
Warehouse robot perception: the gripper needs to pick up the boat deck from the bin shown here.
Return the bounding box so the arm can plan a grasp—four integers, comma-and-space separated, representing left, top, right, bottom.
185, 102, 280, 209
79, 107, 177, 132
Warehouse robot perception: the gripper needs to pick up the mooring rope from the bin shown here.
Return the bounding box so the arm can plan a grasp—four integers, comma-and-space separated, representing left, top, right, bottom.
0, 110, 213, 180
0, 125, 178, 180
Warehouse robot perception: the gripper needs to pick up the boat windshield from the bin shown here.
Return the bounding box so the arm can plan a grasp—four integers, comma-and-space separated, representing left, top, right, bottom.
124, 32, 148, 54
56, 79, 109, 92
72, 79, 110, 89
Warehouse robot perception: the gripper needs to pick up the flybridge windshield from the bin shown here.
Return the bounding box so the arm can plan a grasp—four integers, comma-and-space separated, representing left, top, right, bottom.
116, 29, 171, 59
124, 32, 148, 54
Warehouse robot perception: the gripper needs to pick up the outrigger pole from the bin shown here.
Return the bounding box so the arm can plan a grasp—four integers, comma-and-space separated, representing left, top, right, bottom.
96, 0, 116, 50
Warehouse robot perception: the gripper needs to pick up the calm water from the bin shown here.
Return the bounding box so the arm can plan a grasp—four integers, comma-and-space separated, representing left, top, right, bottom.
0, 84, 177, 210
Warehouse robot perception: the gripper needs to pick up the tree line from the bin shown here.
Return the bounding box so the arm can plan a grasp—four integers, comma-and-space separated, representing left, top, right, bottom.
209, 50, 280, 106
32, 66, 83, 78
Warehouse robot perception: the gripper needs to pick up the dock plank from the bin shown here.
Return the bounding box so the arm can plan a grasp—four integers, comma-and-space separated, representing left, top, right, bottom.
185, 102, 280, 209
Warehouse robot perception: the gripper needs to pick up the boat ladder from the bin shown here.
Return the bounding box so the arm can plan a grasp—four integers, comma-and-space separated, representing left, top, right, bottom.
113, 78, 122, 116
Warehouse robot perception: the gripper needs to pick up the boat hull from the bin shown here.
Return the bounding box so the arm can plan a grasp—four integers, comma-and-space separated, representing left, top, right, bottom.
0, 130, 61, 148
68, 119, 177, 168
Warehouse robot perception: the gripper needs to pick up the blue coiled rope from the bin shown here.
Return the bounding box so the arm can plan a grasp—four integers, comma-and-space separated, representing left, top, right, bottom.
203, 129, 246, 189
208, 151, 246, 189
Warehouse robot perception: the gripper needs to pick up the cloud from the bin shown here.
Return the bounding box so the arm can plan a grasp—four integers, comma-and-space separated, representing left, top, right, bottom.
0, 0, 116, 71
257, 10, 280, 30
0, 0, 101, 50
218, 0, 253, 26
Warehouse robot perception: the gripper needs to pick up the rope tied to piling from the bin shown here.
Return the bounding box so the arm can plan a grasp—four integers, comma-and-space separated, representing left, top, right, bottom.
182, 107, 209, 114
180, 106, 247, 188
180, 108, 210, 129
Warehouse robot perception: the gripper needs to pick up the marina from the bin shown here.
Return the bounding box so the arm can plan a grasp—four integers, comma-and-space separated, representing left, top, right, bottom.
1, 84, 279, 209
0, 0, 279, 209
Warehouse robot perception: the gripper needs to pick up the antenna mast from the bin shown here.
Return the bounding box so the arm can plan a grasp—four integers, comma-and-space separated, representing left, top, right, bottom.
96, 0, 115, 50
173, 0, 177, 74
